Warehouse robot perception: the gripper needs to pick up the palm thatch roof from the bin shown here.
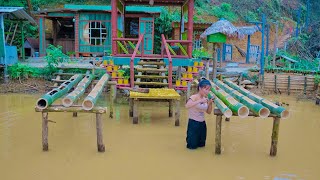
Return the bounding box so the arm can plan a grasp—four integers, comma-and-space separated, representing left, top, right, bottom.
200, 19, 237, 39
236, 26, 260, 39
200, 19, 260, 39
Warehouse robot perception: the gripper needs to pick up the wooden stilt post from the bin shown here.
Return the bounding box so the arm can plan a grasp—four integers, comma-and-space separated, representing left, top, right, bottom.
215, 115, 222, 154
225, 117, 230, 122
205, 59, 210, 79
42, 112, 49, 151
129, 98, 133, 117
270, 117, 280, 156
73, 112, 78, 117
109, 84, 116, 118
174, 100, 180, 126
96, 113, 105, 152
133, 99, 138, 124
169, 100, 173, 117
288, 76, 291, 95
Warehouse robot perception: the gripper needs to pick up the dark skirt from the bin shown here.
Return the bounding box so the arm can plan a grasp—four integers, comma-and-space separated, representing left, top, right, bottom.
186, 119, 207, 149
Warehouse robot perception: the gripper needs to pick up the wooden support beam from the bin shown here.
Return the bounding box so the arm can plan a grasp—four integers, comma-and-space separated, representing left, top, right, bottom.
175, 100, 180, 126
215, 115, 222, 154
133, 99, 138, 124
42, 112, 48, 151
129, 98, 133, 117
35, 105, 106, 113
96, 113, 105, 152
270, 117, 280, 156
109, 84, 116, 118
169, 100, 173, 117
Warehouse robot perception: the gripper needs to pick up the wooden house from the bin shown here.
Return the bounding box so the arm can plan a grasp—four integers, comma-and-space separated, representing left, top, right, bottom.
36, 0, 195, 88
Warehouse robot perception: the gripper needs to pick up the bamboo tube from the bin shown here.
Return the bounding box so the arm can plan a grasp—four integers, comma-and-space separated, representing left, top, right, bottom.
210, 82, 249, 118
36, 74, 83, 110
208, 91, 232, 118
62, 74, 95, 107
82, 74, 110, 111
224, 79, 289, 119
214, 79, 270, 118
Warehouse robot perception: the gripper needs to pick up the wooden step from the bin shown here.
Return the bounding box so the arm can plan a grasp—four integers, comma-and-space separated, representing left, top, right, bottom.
134, 81, 168, 86
137, 61, 165, 65
136, 68, 167, 72
135, 75, 168, 79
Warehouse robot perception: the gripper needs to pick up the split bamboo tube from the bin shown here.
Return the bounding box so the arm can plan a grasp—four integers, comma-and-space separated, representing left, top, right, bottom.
214, 79, 270, 118
224, 79, 289, 119
62, 74, 95, 107
208, 91, 232, 118
210, 82, 249, 118
36, 74, 83, 110
82, 74, 110, 110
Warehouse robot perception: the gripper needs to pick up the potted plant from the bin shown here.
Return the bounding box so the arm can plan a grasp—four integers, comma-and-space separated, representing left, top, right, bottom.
124, 76, 130, 85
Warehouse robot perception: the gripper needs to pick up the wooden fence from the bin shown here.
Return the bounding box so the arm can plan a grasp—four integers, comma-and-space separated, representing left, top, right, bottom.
263, 73, 316, 95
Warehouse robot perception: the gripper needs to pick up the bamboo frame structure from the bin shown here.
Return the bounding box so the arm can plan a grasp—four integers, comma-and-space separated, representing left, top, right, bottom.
214, 79, 270, 118
213, 109, 281, 156
224, 79, 289, 119
36, 74, 83, 110
35, 105, 107, 152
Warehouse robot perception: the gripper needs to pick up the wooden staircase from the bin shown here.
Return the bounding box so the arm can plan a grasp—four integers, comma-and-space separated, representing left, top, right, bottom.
134, 57, 169, 88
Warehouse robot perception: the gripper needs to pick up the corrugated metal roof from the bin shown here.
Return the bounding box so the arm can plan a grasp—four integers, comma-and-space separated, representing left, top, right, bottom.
63, 4, 162, 13
0, 7, 36, 24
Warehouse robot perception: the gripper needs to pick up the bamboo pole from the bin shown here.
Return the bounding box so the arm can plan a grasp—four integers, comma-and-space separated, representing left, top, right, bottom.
215, 115, 222, 154
210, 82, 249, 118
42, 112, 48, 151
96, 113, 105, 152
224, 79, 289, 119
214, 79, 270, 118
208, 91, 232, 118
82, 74, 109, 111
36, 74, 83, 110
62, 74, 94, 107
270, 117, 280, 156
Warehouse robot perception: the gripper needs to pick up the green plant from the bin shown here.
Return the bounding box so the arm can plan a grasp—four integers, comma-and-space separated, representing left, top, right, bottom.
192, 48, 211, 58
44, 44, 68, 78
8, 63, 44, 79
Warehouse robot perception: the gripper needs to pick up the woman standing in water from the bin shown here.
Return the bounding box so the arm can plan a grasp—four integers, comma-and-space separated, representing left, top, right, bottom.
185, 79, 215, 149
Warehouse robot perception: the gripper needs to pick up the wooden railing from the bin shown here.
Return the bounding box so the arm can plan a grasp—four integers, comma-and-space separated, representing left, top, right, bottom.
130, 34, 144, 88
161, 34, 173, 88
113, 37, 142, 56
161, 39, 193, 58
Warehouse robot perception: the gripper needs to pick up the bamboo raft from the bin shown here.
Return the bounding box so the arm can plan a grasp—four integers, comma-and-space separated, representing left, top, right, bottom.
35, 73, 112, 152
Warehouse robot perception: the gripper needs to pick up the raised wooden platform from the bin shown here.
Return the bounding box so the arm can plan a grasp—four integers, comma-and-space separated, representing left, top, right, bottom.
129, 88, 181, 126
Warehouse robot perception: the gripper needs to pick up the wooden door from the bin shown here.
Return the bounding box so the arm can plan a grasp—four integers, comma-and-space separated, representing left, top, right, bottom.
139, 17, 154, 54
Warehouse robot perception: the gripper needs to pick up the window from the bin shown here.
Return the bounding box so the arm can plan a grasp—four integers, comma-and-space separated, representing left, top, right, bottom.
193, 30, 202, 50
87, 21, 107, 45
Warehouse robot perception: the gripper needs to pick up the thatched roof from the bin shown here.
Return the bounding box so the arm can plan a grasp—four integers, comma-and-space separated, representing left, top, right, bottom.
200, 19, 237, 38
236, 26, 260, 39
200, 19, 260, 40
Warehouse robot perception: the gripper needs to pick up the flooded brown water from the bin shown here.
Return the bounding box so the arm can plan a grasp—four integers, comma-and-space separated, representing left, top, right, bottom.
0, 93, 319, 180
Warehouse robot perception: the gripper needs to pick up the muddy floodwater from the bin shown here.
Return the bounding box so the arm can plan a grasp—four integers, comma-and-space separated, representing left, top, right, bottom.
0, 93, 319, 179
